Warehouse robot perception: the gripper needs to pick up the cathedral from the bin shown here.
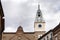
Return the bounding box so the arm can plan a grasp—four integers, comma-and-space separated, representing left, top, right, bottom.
0, 1, 46, 40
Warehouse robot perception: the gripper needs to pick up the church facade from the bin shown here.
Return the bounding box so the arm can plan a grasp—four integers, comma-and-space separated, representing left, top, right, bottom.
0, 1, 46, 40
2, 26, 45, 40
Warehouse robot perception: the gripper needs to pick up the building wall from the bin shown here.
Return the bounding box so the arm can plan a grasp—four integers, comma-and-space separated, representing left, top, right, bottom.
53, 24, 60, 40
2, 33, 15, 40
0, 10, 4, 40
34, 22, 45, 31
53, 32, 60, 40
38, 30, 53, 40
0, 14, 4, 40
0, 1, 4, 40
0, 34, 2, 40
0, 16, 2, 33
35, 31, 45, 40
38, 23, 60, 40
2, 31, 45, 40
41, 32, 52, 40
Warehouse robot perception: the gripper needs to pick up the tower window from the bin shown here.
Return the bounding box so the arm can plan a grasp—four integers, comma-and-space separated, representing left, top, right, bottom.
38, 24, 42, 27
38, 12, 40, 17
38, 15, 40, 17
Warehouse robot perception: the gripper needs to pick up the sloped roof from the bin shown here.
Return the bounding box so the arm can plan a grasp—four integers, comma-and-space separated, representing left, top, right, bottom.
0, 1, 4, 17
3, 26, 35, 34
38, 30, 53, 40
53, 23, 60, 32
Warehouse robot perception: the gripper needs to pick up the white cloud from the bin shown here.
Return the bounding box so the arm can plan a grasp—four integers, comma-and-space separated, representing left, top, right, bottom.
2, 0, 60, 32
5, 26, 16, 32
2, 0, 28, 3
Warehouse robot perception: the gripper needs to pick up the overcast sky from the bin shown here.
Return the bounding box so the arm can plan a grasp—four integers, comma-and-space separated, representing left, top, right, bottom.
1, 0, 60, 32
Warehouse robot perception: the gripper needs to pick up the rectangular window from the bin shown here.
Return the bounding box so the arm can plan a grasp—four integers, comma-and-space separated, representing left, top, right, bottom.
47, 36, 48, 40
50, 33, 52, 40
55, 37, 57, 40
44, 38, 45, 40
50, 38, 52, 40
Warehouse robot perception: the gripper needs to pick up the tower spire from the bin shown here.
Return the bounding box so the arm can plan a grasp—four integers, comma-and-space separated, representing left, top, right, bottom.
38, 3, 40, 10
38, 2, 41, 10
34, 3, 45, 32
37, 3, 40, 12
35, 3, 44, 22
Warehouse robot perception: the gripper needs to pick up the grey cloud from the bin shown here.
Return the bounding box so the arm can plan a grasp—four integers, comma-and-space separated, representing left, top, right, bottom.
1, 0, 60, 32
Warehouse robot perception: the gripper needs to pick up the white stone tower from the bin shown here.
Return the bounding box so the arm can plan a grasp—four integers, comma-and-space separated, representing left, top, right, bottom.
34, 4, 45, 31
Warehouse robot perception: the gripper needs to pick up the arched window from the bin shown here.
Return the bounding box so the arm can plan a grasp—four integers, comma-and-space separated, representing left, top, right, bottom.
38, 12, 40, 17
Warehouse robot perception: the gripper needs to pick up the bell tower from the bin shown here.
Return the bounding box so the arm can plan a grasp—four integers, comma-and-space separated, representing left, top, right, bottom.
0, 1, 5, 40
34, 4, 45, 31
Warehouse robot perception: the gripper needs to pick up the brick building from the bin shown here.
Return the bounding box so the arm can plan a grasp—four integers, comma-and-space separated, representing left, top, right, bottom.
53, 23, 60, 40
0, 0, 5, 40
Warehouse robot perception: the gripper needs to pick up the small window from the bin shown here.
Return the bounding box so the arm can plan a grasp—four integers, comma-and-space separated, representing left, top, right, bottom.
44, 38, 45, 40
38, 12, 40, 17
55, 37, 57, 40
38, 14, 40, 17
47, 36, 48, 40
50, 33, 52, 40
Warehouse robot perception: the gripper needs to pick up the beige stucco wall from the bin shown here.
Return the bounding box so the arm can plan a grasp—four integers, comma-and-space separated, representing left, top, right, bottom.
34, 22, 45, 31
